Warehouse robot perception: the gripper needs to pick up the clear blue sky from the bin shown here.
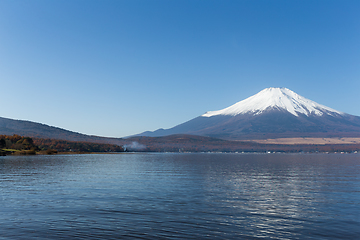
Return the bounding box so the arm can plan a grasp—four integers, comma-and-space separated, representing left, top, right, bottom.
1, 0, 359, 137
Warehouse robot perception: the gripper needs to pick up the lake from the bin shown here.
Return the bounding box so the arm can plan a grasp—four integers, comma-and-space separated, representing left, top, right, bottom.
0, 153, 359, 239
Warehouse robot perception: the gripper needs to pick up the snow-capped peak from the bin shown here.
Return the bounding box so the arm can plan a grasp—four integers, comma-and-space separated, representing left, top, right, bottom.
202, 87, 343, 117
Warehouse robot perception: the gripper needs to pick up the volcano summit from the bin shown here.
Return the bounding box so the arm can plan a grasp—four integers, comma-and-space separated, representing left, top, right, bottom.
136, 87, 360, 140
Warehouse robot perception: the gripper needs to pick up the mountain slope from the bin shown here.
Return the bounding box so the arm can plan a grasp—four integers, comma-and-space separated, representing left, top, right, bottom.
135, 88, 360, 140
0, 117, 126, 145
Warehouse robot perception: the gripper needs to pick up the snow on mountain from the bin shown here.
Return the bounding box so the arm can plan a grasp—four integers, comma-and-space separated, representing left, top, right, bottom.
202, 87, 343, 117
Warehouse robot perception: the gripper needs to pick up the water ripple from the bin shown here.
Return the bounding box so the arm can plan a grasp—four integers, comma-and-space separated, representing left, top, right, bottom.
0, 153, 359, 239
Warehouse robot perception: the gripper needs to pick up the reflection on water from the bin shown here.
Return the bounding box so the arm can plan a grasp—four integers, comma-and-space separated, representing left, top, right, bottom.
0, 153, 359, 239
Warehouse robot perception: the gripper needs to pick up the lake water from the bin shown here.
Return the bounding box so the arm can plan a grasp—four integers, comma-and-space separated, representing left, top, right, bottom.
0, 153, 359, 239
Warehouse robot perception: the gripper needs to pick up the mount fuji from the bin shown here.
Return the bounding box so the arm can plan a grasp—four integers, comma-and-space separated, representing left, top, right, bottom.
135, 87, 360, 140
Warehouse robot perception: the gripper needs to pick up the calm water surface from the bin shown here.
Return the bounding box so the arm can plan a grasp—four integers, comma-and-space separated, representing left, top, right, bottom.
0, 153, 359, 239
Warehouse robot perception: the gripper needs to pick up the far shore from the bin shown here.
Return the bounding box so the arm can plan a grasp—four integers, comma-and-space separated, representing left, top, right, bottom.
246, 137, 360, 145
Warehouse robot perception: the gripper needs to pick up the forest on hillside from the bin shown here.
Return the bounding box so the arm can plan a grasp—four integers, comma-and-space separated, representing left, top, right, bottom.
0, 135, 124, 155
33, 138, 124, 153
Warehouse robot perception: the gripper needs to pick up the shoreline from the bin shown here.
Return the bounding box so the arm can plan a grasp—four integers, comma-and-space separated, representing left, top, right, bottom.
1, 151, 358, 156
245, 137, 360, 145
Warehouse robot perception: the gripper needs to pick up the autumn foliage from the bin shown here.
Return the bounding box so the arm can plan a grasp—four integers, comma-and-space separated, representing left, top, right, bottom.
0, 135, 38, 150
33, 138, 124, 153
0, 135, 124, 155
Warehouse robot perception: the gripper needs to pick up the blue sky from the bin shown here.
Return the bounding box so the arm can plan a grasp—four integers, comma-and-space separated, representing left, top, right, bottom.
1, 0, 359, 137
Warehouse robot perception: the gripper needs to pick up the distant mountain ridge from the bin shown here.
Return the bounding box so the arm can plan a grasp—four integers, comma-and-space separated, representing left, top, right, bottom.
135, 87, 360, 140
0, 116, 126, 145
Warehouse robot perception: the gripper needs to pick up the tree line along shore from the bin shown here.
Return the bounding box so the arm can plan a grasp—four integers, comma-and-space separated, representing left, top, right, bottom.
0, 135, 124, 156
